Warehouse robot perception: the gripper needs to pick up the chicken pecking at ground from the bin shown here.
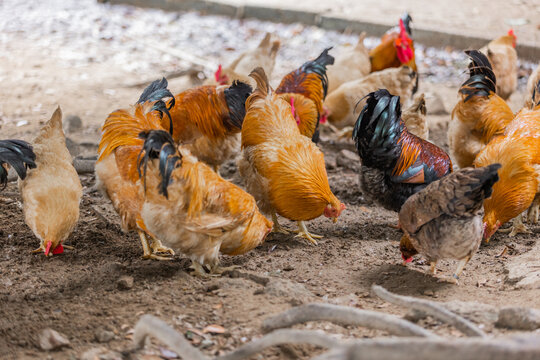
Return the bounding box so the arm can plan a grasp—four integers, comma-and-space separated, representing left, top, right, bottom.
449, 50, 514, 169
480, 30, 518, 101
0, 139, 36, 190
19, 107, 82, 256
239, 67, 345, 245
326, 32, 371, 94
399, 164, 501, 284
208, 32, 281, 86
474, 83, 540, 240
325, 66, 417, 130
275, 48, 334, 142
352, 89, 452, 216
97, 85, 272, 270
148, 78, 253, 172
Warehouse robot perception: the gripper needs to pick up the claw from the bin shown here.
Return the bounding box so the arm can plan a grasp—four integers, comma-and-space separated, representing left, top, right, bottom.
150, 238, 175, 256
210, 264, 240, 275
139, 231, 174, 261
294, 221, 322, 245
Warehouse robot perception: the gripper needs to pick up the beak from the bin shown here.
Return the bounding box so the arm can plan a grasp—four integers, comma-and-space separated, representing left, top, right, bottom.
45, 240, 53, 256
332, 217, 338, 224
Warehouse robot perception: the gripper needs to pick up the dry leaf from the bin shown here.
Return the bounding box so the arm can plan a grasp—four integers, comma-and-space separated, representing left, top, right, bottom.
203, 324, 225, 334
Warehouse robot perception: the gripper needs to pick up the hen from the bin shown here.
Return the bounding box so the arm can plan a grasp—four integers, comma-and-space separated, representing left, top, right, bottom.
209, 32, 280, 86
352, 89, 452, 214
399, 164, 501, 283
449, 50, 514, 168
524, 63, 540, 108
0, 140, 36, 189
474, 86, 540, 239
275, 48, 334, 142
401, 93, 428, 140
239, 67, 345, 245
150, 78, 252, 171
480, 30, 517, 100
19, 107, 82, 256
325, 66, 416, 129
326, 32, 371, 94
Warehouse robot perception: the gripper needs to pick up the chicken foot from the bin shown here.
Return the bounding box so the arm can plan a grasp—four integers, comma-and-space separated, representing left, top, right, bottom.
271, 211, 289, 234
138, 231, 173, 261
527, 194, 539, 224
294, 221, 322, 245
498, 215, 532, 237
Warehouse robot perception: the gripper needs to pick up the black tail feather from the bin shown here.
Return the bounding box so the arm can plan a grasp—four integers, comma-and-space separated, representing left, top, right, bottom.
224, 80, 253, 130
352, 89, 404, 170
137, 78, 176, 136
459, 50, 496, 101
0, 140, 36, 190
137, 130, 181, 199
401, 12, 413, 36
467, 163, 501, 203
300, 47, 335, 98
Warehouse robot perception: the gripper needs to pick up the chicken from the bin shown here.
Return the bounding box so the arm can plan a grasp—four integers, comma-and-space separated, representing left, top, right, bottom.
149, 78, 252, 171
400, 93, 428, 140
480, 30, 517, 100
352, 89, 452, 214
399, 164, 501, 283
208, 32, 280, 86
449, 50, 514, 169
524, 63, 540, 108
239, 67, 345, 245
326, 32, 371, 94
0, 139, 36, 189
275, 48, 334, 142
474, 89, 540, 240
19, 107, 82, 256
138, 130, 272, 276
326, 66, 417, 129
97, 86, 272, 268
369, 13, 418, 92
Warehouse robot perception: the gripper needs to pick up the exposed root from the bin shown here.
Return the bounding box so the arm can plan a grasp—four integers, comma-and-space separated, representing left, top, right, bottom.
371, 285, 486, 337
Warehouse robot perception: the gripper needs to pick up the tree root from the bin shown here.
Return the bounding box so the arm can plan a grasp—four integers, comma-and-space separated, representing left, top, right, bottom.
371, 285, 486, 337
7, 158, 96, 182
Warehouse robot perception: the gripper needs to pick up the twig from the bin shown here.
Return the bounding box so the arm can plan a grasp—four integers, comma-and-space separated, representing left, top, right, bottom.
371, 285, 486, 338
261, 303, 437, 338
7, 159, 96, 182
217, 329, 341, 360
133, 315, 208, 360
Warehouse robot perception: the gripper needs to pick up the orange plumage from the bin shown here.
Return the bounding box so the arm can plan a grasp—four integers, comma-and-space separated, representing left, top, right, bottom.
239, 67, 345, 245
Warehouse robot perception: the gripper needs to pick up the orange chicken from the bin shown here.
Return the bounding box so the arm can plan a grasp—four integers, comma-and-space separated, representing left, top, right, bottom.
474, 86, 540, 239
450, 50, 514, 168
238, 67, 345, 245
480, 30, 518, 100
19, 107, 82, 256
0, 140, 36, 189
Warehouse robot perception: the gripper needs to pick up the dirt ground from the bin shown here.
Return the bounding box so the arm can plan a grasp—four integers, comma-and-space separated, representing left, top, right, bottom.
1, 1, 539, 360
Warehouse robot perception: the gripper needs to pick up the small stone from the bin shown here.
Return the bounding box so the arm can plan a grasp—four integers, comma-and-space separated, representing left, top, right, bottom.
95, 329, 115, 343
496, 307, 540, 330
117, 275, 134, 290
64, 115, 82, 133
423, 289, 435, 297
39, 328, 70, 350
325, 157, 336, 170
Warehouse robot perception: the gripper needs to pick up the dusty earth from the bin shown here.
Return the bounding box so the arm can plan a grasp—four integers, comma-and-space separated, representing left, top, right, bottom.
0, 1, 539, 359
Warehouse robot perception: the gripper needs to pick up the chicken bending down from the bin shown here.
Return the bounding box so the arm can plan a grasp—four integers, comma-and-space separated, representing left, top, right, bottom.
480, 29, 517, 100
239, 67, 345, 245
474, 83, 540, 240
0, 140, 36, 189
449, 50, 514, 169
353, 89, 452, 216
399, 164, 501, 284
138, 130, 272, 276
19, 107, 83, 256
156, 78, 252, 171
275, 48, 335, 142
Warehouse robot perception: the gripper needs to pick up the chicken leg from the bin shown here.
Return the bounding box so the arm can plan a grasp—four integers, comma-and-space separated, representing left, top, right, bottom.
499, 215, 531, 237
527, 194, 539, 224
138, 231, 173, 261
294, 221, 322, 245
210, 263, 240, 275
272, 211, 289, 234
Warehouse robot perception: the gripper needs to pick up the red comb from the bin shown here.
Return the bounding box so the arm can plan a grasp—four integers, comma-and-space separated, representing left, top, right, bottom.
214, 64, 222, 82
52, 244, 64, 255
508, 29, 515, 36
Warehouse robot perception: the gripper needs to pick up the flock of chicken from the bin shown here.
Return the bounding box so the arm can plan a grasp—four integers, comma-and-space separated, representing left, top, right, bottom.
0, 14, 538, 283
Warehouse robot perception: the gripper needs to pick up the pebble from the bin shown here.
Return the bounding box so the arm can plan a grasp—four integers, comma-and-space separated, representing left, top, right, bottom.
117, 275, 134, 290
496, 307, 540, 330
39, 328, 70, 351
95, 328, 115, 343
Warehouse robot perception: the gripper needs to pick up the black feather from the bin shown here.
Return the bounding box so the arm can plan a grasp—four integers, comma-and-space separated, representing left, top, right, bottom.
0, 139, 36, 190
459, 50, 496, 101
137, 77, 176, 136
401, 12, 413, 36
224, 80, 253, 130
137, 130, 182, 199
464, 163, 501, 205
299, 47, 335, 98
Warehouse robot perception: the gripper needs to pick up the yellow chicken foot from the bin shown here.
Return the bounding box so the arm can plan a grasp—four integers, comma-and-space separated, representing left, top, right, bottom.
210, 264, 240, 275
32, 243, 47, 255
294, 221, 322, 245
150, 238, 175, 257
527, 195, 539, 224
440, 255, 472, 285
189, 262, 211, 277
499, 215, 532, 237
138, 231, 172, 261
272, 211, 289, 234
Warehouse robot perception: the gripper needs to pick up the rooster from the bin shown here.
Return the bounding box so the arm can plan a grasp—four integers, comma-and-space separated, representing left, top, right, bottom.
275, 48, 334, 142
0, 140, 36, 190
369, 13, 418, 93
480, 30, 518, 100
352, 89, 452, 215
399, 164, 501, 284
149, 78, 252, 171
474, 83, 540, 239
19, 107, 82, 256
239, 67, 345, 245
450, 50, 514, 169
